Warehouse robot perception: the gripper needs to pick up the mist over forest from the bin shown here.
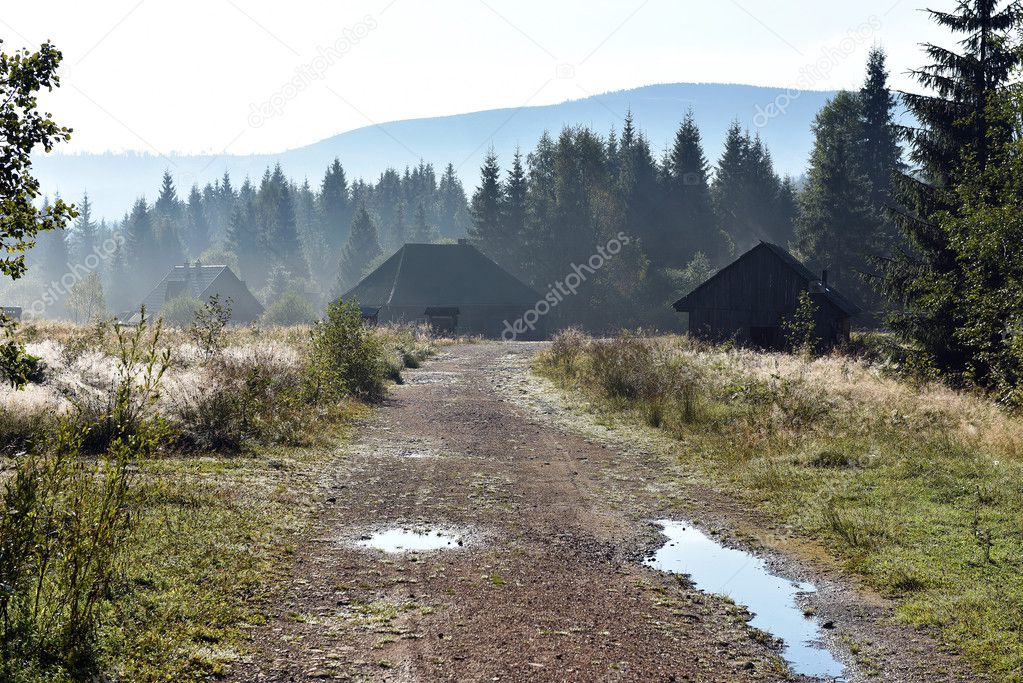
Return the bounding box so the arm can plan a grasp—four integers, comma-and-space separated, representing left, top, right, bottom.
2, 57, 889, 336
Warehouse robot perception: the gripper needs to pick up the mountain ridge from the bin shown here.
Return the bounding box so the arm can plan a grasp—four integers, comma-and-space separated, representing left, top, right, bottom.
34, 82, 837, 220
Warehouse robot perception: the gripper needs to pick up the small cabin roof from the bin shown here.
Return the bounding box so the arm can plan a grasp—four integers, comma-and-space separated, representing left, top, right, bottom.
343, 242, 540, 308
672, 242, 862, 316
130, 264, 263, 323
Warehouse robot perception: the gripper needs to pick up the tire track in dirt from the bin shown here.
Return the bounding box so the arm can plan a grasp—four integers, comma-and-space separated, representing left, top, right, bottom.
227, 344, 981, 682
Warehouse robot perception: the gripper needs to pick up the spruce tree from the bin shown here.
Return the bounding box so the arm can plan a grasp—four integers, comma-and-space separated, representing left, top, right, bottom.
411, 202, 437, 243
468, 150, 506, 262
860, 48, 903, 216
712, 124, 785, 250
210, 171, 236, 244
523, 131, 558, 284
712, 122, 750, 247
106, 239, 133, 314
154, 170, 182, 225
664, 111, 721, 264
616, 123, 659, 268
882, 0, 1022, 372
775, 177, 799, 249
794, 91, 877, 307
226, 179, 260, 282
154, 213, 185, 273
256, 165, 307, 284
124, 198, 159, 280
502, 149, 528, 273
35, 222, 70, 285
437, 163, 470, 238
336, 205, 382, 294
185, 185, 210, 257
389, 200, 408, 251
71, 191, 98, 265
319, 158, 351, 253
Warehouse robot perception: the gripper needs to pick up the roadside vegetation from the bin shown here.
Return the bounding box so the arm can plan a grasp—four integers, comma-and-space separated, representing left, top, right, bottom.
0, 303, 436, 681
537, 330, 1023, 680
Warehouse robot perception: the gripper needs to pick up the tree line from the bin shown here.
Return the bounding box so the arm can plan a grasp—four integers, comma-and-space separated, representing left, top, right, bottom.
463, 50, 902, 330
19, 159, 471, 319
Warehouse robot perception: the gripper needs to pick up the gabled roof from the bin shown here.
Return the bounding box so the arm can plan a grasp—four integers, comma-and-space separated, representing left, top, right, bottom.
672, 242, 862, 316
343, 243, 540, 307
131, 264, 263, 322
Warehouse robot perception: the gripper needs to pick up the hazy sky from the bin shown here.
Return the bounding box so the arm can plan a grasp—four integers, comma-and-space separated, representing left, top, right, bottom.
1, 0, 947, 156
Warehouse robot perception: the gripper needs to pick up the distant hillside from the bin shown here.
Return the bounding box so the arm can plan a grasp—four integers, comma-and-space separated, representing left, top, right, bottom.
33, 83, 836, 220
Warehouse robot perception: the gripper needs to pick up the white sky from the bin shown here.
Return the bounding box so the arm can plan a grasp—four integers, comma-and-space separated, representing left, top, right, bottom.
1, 0, 947, 156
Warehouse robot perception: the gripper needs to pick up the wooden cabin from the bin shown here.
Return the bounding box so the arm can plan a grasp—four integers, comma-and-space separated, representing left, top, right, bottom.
672, 242, 860, 351
342, 241, 544, 339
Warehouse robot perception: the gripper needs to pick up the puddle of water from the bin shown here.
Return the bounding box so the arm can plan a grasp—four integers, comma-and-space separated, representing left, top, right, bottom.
645, 520, 845, 681
356, 527, 464, 553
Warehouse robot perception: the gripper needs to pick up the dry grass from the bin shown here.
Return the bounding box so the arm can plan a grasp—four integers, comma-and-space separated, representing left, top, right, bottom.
2, 320, 437, 454
537, 331, 1023, 680
0, 318, 437, 681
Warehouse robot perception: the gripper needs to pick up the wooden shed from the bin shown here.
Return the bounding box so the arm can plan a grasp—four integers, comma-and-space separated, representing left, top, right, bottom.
341, 241, 544, 339
672, 242, 860, 351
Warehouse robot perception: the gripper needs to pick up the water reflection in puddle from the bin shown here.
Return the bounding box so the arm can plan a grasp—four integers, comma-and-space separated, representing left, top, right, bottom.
645, 520, 846, 681
357, 528, 464, 553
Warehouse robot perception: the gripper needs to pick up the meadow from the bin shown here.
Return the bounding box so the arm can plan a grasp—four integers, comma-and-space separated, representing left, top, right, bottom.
0, 309, 436, 682
537, 330, 1023, 680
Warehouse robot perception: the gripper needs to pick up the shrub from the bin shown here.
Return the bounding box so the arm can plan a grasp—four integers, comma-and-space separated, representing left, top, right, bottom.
160, 296, 202, 328
0, 314, 168, 679
783, 290, 818, 356
385, 324, 435, 370
546, 327, 588, 373
307, 301, 386, 402
587, 334, 660, 401
188, 295, 232, 363
0, 405, 53, 456
169, 348, 310, 452
71, 317, 171, 455
544, 332, 704, 427
262, 290, 317, 326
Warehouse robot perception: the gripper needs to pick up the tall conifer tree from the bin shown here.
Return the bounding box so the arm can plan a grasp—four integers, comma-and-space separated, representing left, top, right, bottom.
881, 0, 1022, 371
336, 205, 382, 294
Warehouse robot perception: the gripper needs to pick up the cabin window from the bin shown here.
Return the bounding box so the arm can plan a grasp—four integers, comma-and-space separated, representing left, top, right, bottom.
749, 326, 782, 350
424, 307, 459, 336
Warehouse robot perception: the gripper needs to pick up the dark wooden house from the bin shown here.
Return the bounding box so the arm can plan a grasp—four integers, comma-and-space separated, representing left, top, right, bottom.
342, 241, 544, 339
672, 242, 860, 350
129, 264, 264, 324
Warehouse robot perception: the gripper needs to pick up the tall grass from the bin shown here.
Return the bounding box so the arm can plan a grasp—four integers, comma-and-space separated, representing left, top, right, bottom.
0, 313, 436, 680
0, 316, 168, 680
537, 330, 1023, 679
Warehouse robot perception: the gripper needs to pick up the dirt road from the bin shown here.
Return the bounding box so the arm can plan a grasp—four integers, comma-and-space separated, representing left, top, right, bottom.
228, 345, 981, 682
